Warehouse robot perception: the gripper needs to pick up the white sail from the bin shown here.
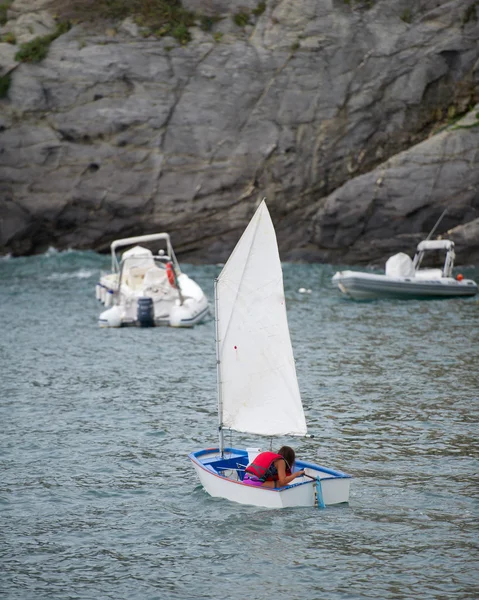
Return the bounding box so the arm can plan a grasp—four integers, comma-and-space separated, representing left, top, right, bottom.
216, 200, 307, 437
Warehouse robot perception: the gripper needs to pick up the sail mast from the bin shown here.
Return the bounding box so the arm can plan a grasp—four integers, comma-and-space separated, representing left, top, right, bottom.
215, 277, 224, 455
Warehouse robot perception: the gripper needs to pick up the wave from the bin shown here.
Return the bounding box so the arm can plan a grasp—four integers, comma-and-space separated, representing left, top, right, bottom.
44, 247, 83, 257
46, 269, 97, 281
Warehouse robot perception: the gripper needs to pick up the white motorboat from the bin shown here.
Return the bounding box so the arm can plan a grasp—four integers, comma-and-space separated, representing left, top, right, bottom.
332, 240, 478, 300
96, 233, 210, 328
189, 200, 351, 509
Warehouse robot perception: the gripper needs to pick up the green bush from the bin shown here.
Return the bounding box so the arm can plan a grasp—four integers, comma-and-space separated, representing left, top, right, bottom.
0, 1, 13, 26
171, 22, 190, 44
15, 21, 71, 63
233, 12, 250, 27
252, 2, 266, 16
1, 31, 16, 44
52, 0, 196, 43
15, 36, 51, 62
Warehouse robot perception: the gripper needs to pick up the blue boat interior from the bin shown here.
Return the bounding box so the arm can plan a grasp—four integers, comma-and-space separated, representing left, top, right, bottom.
199, 450, 249, 480
191, 447, 352, 482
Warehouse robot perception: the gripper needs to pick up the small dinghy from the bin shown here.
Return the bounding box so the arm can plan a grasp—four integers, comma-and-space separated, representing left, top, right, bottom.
189, 200, 351, 509
96, 233, 209, 328
332, 240, 478, 301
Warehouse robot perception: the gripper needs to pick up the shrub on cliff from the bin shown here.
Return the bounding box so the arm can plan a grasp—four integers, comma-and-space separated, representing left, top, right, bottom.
51, 0, 196, 43
15, 21, 71, 63
0, 1, 13, 26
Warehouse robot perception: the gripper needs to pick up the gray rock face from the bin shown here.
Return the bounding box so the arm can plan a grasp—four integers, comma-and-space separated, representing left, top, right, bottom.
182, 0, 258, 15
0, 0, 478, 265
306, 107, 479, 266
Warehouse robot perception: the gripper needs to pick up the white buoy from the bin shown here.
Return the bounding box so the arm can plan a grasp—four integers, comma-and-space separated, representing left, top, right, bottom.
99, 305, 122, 328
169, 305, 184, 327
169, 301, 197, 328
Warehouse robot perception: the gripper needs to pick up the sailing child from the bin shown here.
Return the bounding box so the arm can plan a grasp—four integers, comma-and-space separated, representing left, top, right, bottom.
243, 446, 305, 488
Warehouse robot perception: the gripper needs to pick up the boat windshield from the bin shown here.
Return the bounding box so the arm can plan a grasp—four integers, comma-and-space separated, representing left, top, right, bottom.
118, 254, 176, 296
413, 240, 455, 277
110, 233, 181, 274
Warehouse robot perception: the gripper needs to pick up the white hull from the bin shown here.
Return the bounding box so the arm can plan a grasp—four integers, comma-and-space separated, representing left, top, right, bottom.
97, 274, 210, 328
190, 448, 351, 509
332, 271, 478, 300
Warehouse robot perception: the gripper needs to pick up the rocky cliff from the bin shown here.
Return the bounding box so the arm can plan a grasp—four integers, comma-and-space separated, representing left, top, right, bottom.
0, 0, 478, 265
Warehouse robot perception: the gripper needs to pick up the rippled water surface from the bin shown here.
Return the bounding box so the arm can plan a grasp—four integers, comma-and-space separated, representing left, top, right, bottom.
1, 251, 478, 600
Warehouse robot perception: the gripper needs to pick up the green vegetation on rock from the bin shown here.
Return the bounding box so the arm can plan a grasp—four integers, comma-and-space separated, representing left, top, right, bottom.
1, 31, 16, 44
233, 12, 250, 27
462, 2, 477, 25
53, 0, 196, 44
252, 2, 266, 16
451, 111, 479, 130
15, 21, 71, 63
0, 72, 11, 98
51, 0, 268, 44
231, 1, 268, 28
0, 0, 13, 26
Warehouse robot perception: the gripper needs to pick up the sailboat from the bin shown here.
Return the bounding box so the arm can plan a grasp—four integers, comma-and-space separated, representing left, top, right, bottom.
189, 200, 351, 509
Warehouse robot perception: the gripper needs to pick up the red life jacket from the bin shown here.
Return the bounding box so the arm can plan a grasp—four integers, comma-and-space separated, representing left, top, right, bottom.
245, 452, 291, 482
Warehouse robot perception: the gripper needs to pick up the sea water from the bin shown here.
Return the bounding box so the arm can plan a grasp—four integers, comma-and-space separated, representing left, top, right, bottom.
1, 250, 478, 600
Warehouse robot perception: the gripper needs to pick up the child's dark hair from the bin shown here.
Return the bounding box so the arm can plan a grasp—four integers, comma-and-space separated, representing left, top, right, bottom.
278, 446, 295, 470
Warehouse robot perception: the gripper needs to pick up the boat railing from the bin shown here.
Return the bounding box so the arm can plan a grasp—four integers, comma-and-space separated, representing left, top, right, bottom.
109, 233, 180, 274
413, 240, 455, 278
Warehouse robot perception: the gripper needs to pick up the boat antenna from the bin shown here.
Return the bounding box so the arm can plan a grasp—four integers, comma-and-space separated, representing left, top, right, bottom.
426, 208, 448, 241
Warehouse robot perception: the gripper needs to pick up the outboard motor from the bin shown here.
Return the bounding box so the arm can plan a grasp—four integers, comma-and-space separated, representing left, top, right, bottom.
137, 297, 154, 327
